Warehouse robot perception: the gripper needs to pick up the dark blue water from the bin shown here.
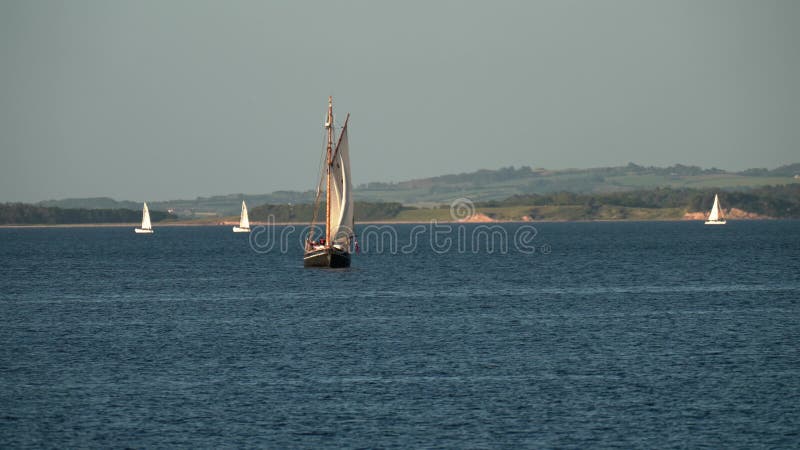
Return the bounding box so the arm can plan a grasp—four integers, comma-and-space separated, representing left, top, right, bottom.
1, 221, 799, 448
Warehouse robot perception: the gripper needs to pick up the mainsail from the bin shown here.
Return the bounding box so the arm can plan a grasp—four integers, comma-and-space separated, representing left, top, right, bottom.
141, 203, 152, 230
239, 201, 250, 229
708, 194, 721, 222
328, 118, 353, 246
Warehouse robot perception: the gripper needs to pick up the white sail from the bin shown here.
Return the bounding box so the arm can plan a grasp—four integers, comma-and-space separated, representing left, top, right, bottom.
705, 194, 726, 225
708, 194, 721, 221
141, 202, 152, 230
232, 200, 251, 232
135, 202, 154, 233
328, 118, 353, 247
239, 201, 250, 229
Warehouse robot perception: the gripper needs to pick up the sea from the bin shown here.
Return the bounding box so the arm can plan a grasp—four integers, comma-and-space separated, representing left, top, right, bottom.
1, 221, 798, 448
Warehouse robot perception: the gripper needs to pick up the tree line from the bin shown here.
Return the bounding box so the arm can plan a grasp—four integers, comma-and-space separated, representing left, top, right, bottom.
358, 162, 800, 192
481, 185, 800, 218
0, 203, 175, 224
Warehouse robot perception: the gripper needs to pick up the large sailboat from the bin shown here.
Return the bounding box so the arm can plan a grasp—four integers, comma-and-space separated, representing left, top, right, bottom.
704, 194, 727, 225
304, 97, 354, 268
232, 200, 250, 233
135, 202, 154, 234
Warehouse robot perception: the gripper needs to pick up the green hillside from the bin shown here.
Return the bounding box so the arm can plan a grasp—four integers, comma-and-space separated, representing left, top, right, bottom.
248, 185, 800, 222
35, 163, 800, 217
356, 163, 800, 205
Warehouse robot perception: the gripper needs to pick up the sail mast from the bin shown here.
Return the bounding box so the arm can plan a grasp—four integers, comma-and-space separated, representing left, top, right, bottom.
325, 96, 333, 247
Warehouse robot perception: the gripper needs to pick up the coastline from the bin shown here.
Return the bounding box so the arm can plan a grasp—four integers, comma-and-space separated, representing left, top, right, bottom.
0, 216, 782, 229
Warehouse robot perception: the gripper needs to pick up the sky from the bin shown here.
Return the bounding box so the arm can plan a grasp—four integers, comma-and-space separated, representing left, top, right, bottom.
1, 0, 798, 202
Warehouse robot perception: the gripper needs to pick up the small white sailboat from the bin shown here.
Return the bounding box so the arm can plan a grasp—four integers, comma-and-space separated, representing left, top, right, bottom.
232, 200, 251, 233
135, 202, 154, 233
704, 194, 727, 225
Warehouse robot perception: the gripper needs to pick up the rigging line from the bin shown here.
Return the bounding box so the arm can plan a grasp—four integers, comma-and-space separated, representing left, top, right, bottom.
314, 136, 326, 196
331, 114, 350, 161
309, 127, 328, 240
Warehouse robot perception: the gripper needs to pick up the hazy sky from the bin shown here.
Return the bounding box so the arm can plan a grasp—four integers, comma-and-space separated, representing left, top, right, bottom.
1, 0, 798, 202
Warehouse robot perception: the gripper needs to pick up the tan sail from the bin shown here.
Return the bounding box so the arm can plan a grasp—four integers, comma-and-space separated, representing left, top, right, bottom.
328, 116, 353, 247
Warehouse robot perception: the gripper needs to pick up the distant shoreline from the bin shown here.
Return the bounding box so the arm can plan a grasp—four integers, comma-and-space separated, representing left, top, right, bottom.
0, 217, 783, 229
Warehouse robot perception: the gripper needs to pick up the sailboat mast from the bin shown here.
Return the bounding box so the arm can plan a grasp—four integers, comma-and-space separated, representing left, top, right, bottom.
325, 96, 333, 247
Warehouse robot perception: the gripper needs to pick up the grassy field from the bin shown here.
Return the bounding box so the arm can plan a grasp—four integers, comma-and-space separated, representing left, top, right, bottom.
390, 204, 688, 222
394, 207, 454, 222
358, 174, 798, 206
606, 174, 797, 190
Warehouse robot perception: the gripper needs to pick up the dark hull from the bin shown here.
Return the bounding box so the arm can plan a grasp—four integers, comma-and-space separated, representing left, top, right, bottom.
303, 247, 351, 268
